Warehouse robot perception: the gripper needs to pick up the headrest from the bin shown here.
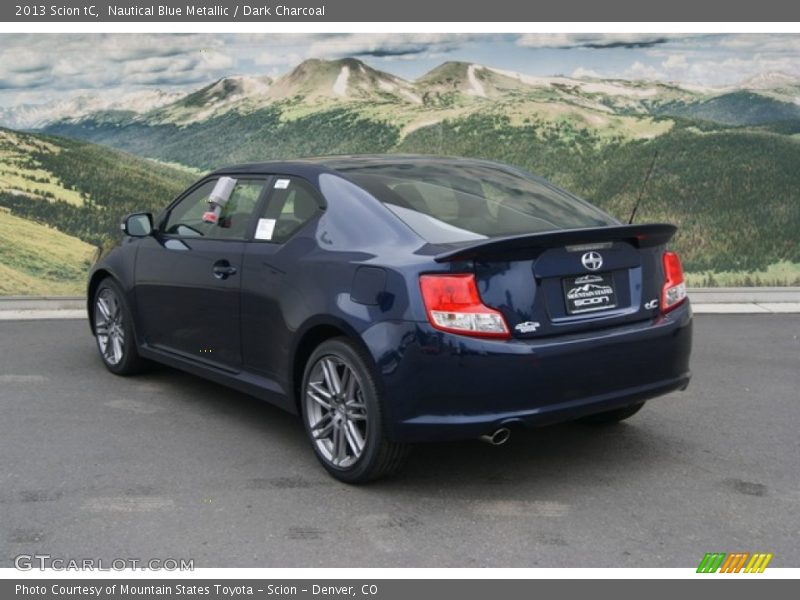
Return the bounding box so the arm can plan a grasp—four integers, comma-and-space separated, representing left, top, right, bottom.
393, 183, 429, 213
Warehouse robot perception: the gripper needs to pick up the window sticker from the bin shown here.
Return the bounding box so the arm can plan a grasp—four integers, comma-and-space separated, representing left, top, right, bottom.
274, 178, 291, 189
254, 218, 276, 240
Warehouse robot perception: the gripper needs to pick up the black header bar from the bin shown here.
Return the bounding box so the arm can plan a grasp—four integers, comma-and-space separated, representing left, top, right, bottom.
2, 0, 800, 22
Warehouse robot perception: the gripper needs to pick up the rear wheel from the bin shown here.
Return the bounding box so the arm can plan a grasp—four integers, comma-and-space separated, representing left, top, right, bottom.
93, 278, 147, 375
301, 338, 408, 483
582, 402, 645, 424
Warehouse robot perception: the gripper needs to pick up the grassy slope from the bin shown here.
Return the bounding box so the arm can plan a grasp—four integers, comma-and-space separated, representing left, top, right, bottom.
684, 261, 800, 287
0, 209, 95, 295
0, 129, 85, 205
0, 128, 195, 295
27, 95, 800, 288
397, 116, 800, 273
45, 106, 401, 170
0, 128, 195, 245
656, 92, 800, 126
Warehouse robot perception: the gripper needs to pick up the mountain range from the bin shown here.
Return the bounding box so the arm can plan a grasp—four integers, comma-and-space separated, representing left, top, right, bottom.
5, 58, 800, 132
0, 57, 799, 293
0, 89, 184, 131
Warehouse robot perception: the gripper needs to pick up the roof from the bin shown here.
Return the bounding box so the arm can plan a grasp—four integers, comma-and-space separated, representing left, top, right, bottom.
209, 154, 514, 178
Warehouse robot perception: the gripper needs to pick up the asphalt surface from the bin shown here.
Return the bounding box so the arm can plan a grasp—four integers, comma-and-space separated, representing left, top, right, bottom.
1, 315, 798, 568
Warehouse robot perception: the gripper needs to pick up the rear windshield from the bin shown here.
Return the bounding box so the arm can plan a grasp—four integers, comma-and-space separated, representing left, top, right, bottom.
338, 161, 616, 244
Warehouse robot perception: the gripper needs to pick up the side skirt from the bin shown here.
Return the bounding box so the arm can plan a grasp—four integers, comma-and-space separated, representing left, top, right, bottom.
138, 344, 297, 415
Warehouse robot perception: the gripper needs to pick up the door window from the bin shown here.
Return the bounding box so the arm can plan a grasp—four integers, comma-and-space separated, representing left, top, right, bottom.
163, 178, 267, 240
255, 177, 323, 243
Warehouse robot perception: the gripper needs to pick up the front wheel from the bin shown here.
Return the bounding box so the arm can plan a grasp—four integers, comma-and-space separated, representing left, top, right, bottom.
301, 338, 408, 483
93, 278, 147, 375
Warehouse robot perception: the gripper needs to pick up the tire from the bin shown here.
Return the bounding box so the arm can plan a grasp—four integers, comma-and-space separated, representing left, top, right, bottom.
92, 278, 147, 376
582, 402, 645, 424
300, 337, 409, 483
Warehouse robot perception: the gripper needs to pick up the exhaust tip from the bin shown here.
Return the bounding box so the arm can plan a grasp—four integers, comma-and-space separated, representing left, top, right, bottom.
480, 427, 511, 446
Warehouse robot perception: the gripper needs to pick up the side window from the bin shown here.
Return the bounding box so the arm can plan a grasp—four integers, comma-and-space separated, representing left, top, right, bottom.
255, 177, 322, 243
163, 178, 267, 240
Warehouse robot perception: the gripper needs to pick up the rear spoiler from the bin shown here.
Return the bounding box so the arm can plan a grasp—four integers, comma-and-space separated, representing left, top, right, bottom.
434, 223, 677, 263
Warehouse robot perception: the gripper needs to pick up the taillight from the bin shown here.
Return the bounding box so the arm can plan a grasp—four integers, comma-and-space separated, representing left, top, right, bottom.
419, 274, 510, 339
661, 251, 687, 313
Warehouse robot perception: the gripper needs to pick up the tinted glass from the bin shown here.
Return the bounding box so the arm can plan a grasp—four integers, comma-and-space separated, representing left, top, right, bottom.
337, 162, 616, 243
257, 177, 322, 243
164, 178, 266, 240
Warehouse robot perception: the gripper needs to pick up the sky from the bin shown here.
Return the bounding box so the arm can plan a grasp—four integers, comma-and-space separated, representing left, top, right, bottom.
2, 32, 800, 108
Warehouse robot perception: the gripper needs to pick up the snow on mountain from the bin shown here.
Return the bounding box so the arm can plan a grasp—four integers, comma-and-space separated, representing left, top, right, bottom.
738, 71, 800, 90
332, 65, 350, 97
0, 89, 183, 129
150, 75, 274, 123
269, 58, 414, 102
466, 65, 487, 98
484, 66, 576, 88
8, 56, 800, 131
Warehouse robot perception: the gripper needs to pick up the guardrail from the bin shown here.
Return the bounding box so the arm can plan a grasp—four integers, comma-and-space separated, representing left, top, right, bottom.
1, 289, 799, 318
688, 287, 800, 303
0, 297, 86, 310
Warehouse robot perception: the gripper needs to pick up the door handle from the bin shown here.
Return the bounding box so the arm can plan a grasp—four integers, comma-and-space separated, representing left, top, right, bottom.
212, 261, 238, 280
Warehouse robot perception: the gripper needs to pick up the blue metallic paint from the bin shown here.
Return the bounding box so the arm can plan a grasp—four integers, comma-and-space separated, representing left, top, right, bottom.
88, 156, 692, 443
361, 304, 691, 442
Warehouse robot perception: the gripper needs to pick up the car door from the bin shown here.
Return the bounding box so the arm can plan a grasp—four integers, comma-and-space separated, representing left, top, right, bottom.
135, 176, 269, 370
240, 175, 326, 379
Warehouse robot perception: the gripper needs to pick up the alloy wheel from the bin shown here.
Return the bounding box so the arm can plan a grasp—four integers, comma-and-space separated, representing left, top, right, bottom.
95, 287, 126, 366
304, 355, 369, 468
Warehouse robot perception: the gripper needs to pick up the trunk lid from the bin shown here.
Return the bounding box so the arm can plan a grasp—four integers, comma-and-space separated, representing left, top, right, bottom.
434, 224, 676, 338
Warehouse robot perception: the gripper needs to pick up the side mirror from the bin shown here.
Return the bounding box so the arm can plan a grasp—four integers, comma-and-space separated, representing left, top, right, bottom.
121, 213, 153, 237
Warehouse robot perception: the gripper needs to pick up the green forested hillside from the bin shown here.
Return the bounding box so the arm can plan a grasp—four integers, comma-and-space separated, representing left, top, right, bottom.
397, 116, 800, 273
0, 128, 195, 293
655, 92, 800, 126
5, 58, 800, 292
40, 111, 800, 277
0, 209, 96, 296
45, 107, 401, 170
0, 128, 194, 248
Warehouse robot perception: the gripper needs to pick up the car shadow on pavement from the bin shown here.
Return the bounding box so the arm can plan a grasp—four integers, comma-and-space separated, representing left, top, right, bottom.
134, 363, 671, 492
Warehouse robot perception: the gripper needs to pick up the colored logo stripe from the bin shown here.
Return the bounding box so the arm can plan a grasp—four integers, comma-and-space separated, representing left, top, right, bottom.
697, 552, 773, 573
720, 553, 749, 573
745, 553, 773, 573
697, 553, 726, 573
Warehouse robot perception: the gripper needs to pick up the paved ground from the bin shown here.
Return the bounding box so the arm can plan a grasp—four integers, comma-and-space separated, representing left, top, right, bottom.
1, 316, 798, 568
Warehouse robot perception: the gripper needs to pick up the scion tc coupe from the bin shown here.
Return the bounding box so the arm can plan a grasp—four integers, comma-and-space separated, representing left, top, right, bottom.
88, 155, 692, 482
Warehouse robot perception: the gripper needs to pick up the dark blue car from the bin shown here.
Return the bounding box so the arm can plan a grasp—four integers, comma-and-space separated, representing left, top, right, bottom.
88, 155, 692, 482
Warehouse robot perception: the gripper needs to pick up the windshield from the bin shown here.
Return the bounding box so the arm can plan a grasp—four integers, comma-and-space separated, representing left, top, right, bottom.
337, 161, 617, 244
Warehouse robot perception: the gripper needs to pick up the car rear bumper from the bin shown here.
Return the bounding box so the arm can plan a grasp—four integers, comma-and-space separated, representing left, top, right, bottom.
362, 301, 693, 442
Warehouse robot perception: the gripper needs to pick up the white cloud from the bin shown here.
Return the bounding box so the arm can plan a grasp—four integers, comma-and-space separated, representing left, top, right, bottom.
516, 33, 692, 49
613, 52, 800, 87
252, 33, 488, 72
624, 61, 666, 81
4, 33, 800, 111
715, 33, 800, 52
0, 33, 493, 108
662, 54, 688, 70
254, 51, 304, 67
197, 49, 235, 71
571, 67, 603, 79
306, 33, 484, 58
0, 34, 235, 92
683, 55, 800, 86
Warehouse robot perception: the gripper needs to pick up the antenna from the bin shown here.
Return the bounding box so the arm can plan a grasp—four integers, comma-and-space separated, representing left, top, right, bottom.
628, 150, 658, 224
